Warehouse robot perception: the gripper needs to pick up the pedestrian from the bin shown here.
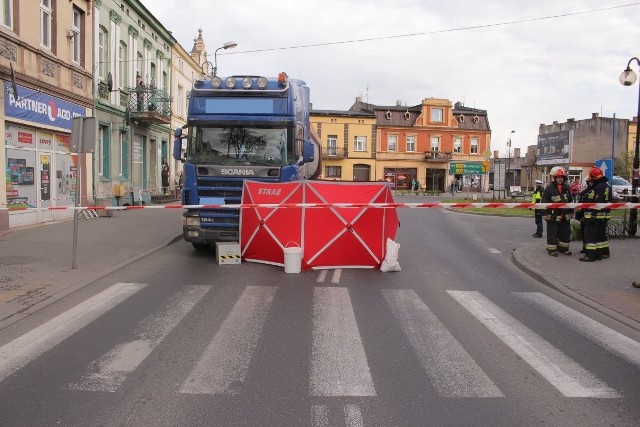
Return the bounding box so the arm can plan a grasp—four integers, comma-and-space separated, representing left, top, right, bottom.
531, 179, 544, 238
175, 171, 184, 198
575, 178, 594, 254
579, 166, 611, 262
541, 166, 573, 256
570, 177, 581, 202
161, 158, 170, 195
136, 72, 145, 111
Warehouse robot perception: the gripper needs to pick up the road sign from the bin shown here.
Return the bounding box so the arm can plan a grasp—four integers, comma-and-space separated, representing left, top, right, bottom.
449, 161, 489, 175
482, 149, 491, 160
595, 158, 613, 182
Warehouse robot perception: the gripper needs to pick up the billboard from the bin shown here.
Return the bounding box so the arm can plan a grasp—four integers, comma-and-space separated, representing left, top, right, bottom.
537, 130, 572, 165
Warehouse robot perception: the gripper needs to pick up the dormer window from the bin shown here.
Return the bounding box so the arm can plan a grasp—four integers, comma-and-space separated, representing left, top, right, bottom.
385, 110, 392, 120
430, 108, 443, 123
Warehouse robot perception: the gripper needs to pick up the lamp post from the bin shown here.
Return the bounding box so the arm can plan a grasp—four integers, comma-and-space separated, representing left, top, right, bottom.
506, 130, 515, 192
619, 57, 640, 236
213, 41, 238, 77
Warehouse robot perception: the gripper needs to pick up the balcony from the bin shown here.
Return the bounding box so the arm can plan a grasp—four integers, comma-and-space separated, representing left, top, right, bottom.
424, 150, 453, 161
321, 146, 349, 158
127, 87, 171, 125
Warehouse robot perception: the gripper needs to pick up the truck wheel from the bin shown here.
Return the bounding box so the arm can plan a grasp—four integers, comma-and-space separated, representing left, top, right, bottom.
192, 243, 212, 251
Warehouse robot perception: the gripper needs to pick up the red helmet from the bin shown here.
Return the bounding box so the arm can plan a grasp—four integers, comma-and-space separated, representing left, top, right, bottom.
588, 166, 604, 181
550, 166, 566, 178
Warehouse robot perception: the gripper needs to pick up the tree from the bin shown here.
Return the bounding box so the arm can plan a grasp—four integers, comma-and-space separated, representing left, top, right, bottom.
613, 150, 633, 179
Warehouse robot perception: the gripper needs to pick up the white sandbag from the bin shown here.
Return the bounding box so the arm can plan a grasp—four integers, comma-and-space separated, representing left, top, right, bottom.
380, 238, 401, 272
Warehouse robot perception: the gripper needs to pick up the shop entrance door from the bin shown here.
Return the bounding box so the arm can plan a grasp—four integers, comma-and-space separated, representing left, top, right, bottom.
37, 154, 53, 223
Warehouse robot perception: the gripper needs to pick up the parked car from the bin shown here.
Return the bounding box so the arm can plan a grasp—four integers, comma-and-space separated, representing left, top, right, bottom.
611, 176, 632, 201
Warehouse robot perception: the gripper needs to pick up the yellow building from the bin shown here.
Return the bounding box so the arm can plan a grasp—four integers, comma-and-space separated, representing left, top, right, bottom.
1, 0, 94, 230
310, 109, 377, 181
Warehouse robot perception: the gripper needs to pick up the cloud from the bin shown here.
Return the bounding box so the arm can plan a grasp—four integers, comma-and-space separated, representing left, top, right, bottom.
142, 0, 640, 156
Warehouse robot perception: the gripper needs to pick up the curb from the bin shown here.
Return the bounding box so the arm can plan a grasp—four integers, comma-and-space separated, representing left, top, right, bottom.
0, 233, 183, 332
512, 246, 640, 333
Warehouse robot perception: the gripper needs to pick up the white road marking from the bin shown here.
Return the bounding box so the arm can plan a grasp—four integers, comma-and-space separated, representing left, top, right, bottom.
487, 247, 501, 254
0, 283, 146, 383
68, 285, 209, 392
311, 404, 329, 427
331, 269, 342, 284
317, 270, 327, 283
382, 289, 503, 398
179, 286, 277, 395
344, 404, 364, 427
448, 290, 619, 398
310, 287, 376, 396
516, 292, 640, 368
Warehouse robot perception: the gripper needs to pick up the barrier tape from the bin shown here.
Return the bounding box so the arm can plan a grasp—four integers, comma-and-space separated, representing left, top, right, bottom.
2, 202, 639, 211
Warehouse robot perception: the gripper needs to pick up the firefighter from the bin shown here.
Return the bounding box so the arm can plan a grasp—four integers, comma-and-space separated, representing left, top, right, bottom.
531, 179, 544, 238
541, 166, 573, 256
579, 166, 611, 262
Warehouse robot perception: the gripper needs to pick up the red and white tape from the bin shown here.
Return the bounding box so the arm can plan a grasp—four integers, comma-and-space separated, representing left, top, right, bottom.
2, 202, 639, 211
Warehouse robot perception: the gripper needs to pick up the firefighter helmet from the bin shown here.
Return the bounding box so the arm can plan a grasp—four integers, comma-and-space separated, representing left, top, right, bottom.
550, 166, 566, 178
588, 166, 604, 181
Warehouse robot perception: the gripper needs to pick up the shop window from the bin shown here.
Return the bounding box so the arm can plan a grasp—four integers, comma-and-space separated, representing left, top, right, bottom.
119, 131, 128, 178
325, 165, 342, 178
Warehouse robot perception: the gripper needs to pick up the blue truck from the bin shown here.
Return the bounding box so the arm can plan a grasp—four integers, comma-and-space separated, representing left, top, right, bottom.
173, 72, 321, 250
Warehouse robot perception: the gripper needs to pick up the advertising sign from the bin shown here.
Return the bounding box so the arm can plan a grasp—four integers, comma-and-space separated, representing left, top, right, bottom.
537, 130, 572, 165
449, 161, 489, 175
4, 82, 86, 130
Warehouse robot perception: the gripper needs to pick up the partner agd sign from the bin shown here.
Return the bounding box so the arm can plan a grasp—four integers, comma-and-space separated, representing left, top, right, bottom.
3, 82, 86, 130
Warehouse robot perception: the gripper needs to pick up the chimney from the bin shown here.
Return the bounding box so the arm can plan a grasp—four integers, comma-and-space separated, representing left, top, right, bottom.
356, 96, 361, 102
493, 150, 499, 159
396, 100, 403, 106
514, 148, 521, 158
553, 121, 558, 125
567, 118, 575, 122
592, 112, 599, 119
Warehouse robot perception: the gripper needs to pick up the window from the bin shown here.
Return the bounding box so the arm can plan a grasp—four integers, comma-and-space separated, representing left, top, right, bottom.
430, 136, 440, 151
150, 62, 156, 87
387, 135, 397, 151
177, 85, 184, 117
71, 7, 82, 64
98, 125, 111, 179
136, 51, 143, 79
119, 42, 127, 88
406, 135, 416, 152
354, 136, 367, 152
40, 0, 52, 49
327, 135, 337, 156
470, 138, 479, 154
1, 0, 13, 28
431, 108, 443, 123
98, 28, 107, 80
119, 132, 129, 178
454, 137, 462, 153
325, 166, 342, 178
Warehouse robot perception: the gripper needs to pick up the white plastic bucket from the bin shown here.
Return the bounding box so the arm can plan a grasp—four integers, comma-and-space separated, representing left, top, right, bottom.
284, 243, 302, 273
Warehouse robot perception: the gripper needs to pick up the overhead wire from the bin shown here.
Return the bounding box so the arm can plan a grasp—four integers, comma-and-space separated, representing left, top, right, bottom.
221, 2, 640, 55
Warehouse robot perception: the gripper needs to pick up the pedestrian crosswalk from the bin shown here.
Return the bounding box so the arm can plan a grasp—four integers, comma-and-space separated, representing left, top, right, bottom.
1, 282, 639, 403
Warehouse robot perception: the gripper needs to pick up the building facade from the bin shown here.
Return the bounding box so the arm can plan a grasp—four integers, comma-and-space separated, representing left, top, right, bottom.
1, 0, 94, 230
168, 29, 206, 193
93, 0, 172, 207
362, 98, 491, 192
310, 108, 377, 181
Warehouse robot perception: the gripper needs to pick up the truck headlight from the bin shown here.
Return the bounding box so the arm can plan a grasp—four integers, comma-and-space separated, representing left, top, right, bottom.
184, 217, 200, 226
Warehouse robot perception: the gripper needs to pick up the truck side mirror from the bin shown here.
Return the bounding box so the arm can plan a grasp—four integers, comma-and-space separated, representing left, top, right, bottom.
173, 128, 183, 161
302, 139, 315, 164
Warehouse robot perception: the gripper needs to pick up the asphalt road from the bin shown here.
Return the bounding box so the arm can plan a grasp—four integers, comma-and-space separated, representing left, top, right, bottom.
0, 209, 639, 426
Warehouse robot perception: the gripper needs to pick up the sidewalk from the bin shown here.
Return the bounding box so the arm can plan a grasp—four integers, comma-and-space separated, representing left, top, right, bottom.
1, 206, 639, 333
513, 238, 640, 330
0, 207, 183, 330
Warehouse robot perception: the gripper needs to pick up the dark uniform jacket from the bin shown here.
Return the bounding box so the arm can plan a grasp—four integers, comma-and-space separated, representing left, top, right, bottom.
580, 177, 611, 220
541, 181, 573, 222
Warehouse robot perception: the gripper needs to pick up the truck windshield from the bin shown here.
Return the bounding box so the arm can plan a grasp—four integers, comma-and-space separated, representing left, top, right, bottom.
187, 126, 290, 166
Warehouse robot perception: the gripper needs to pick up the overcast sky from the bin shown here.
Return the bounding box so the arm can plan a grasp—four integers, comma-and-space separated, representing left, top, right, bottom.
142, 0, 640, 157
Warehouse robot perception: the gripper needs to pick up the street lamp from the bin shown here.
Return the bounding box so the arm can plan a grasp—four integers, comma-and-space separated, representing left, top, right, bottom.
506, 130, 515, 191
213, 41, 238, 77
619, 57, 640, 236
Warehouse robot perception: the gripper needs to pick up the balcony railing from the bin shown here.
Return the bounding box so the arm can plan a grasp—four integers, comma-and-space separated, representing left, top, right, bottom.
321, 146, 348, 158
127, 87, 171, 124
424, 150, 453, 161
